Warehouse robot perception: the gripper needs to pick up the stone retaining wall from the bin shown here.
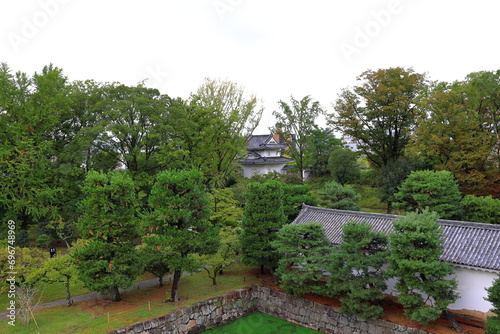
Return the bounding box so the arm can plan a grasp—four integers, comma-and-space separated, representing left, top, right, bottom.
108, 286, 431, 334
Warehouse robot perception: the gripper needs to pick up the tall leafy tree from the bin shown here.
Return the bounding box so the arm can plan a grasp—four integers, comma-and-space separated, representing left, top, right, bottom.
73, 171, 142, 302
145, 169, 219, 302
307, 127, 343, 176
328, 146, 360, 185
387, 210, 458, 324
162, 78, 262, 188
273, 223, 332, 296
409, 73, 500, 197
377, 158, 416, 213
330, 67, 427, 169
0, 63, 68, 229
394, 170, 462, 219
241, 181, 287, 274
273, 95, 324, 183
209, 188, 243, 227
328, 221, 388, 320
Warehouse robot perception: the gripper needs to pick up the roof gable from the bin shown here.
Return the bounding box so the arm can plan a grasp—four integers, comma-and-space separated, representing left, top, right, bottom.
292, 205, 500, 271
247, 134, 287, 150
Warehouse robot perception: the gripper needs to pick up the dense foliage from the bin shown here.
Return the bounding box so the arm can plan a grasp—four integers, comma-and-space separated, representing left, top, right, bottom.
486, 274, 500, 333
328, 222, 388, 320
387, 210, 458, 323
394, 170, 463, 219
145, 169, 219, 302
241, 181, 287, 273
73, 171, 142, 302
273, 223, 332, 296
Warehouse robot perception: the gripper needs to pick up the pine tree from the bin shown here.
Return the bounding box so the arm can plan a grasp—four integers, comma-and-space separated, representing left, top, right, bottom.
146, 169, 219, 302
486, 274, 500, 333
241, 181, 286, 274
272, 222, 332, 296
328, 221, 388, 320
394, 170, 463, 219
387, 210, 458, 323
73, 171, 142, 302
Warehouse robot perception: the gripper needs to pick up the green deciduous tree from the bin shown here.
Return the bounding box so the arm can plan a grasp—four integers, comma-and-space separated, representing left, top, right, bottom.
273, 95, 324, 183
486, 274, 500, 334
33, 254, 78, 306
328, 221, 388, 320
146, 169, 219, 302
162, 79, 262, 188
0, 63, 68, 230
318, 181, 360, 211
73, 171, 142, 302
408, 78, 499, 197
328, 146, 360, 185
394, 170, 462, 219
199, 227, 240, 285
307, 127, 343, 177
241, 181, 287, 274
330, 67, 427, 169
209, 188, 243, 227
387, 210, 458, 324
461, 195, 500, 224
378, 158, 417, 213
273, 223, 332, 296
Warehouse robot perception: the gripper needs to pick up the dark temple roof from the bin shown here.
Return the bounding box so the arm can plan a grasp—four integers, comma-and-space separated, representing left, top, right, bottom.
247, 134, 287, 151
292, 205, 500, 271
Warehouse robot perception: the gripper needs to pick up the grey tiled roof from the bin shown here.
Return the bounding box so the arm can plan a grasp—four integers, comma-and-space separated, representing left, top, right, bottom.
247, 135, 287, 150
292, 205, 500, 271
240, 156, 294, 165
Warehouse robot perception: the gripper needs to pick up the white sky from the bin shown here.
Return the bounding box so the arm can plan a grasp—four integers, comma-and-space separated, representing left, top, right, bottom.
1, 0, 499, 134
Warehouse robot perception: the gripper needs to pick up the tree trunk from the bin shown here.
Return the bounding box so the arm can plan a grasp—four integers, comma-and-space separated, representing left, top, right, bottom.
65, 281, 72, 306
260, 264, 265, 275
444, 310, 463, 333
386, 201, 392, 214
159, 275, 163, 287
63, 239, 71, 251
169, 269, 182, 302
112, 286, 121, 302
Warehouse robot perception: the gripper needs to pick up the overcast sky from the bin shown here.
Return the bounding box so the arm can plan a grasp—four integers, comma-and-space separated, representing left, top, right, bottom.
1, 0, 499, 134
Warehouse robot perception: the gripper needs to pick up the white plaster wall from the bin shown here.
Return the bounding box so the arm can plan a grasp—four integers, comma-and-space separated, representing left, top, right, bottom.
384, 265, 497, 313
242, 164, 286, 178
448, 267, 497, 312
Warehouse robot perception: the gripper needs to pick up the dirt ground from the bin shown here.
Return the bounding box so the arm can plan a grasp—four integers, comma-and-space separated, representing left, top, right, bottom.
79, 267, 488, 334
301, 291, 487, 334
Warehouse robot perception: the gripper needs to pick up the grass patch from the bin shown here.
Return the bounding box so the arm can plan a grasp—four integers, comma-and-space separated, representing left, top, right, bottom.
204, 312, 325, 333
0, 264, 267, 334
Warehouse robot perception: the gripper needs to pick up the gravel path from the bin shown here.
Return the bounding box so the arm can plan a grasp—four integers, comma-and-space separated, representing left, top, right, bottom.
0, 274, 171, 321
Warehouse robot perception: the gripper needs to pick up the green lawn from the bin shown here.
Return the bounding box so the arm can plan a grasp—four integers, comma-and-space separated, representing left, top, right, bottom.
0, 264, 264, 334
204, 312, 326, 333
